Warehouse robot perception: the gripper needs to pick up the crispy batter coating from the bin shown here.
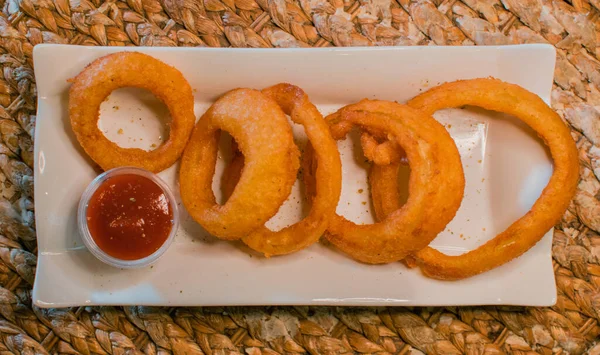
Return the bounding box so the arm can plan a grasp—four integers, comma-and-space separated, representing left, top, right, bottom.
180, 88, 299, 240
69, 52, 195, 173
370, 78, 579, 279
222, 84, 342, 256
305, 100, 465, 264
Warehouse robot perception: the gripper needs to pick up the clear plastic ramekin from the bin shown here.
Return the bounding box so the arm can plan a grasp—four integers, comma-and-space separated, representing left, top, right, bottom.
77, 166, 179, 268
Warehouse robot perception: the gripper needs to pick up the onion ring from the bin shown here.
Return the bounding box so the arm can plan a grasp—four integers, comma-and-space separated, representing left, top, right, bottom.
222, 84, 342, 256
304, 100, 464, 264
180, 88, 299, 240
69, 52, 195, 173
361, 131, 407, 165
369, 78, 579, 279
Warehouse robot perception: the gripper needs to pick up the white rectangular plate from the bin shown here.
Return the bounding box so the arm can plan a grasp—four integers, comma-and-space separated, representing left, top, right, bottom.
33, 44, 557, 307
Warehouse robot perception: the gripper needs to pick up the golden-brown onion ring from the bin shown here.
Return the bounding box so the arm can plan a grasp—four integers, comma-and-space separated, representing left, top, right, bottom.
370, 78, 579, 279
180, 88, 299, 240
361, 131, 407, 165
304, 100, 464, 264
69, 52, 195, 173
222, 84, 342, 256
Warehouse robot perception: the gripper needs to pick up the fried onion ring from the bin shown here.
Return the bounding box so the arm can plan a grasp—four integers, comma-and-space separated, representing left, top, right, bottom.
304, 100, 464, 264
222, 84, 342, 256
180, 88, 299, 240
369, 78, 579, 279
69, 52, 195, 173
360, 131, 407, 165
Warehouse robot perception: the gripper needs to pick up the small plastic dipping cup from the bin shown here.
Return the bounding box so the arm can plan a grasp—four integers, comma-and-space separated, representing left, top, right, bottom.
78, 167, 179, 268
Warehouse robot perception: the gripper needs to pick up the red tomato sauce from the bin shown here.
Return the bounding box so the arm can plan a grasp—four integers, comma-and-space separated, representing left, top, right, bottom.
86, 174, 174, 260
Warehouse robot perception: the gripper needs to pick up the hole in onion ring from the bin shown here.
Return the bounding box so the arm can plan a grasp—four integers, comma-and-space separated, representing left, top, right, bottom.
213, 132, 235, 206
483, 109, 552, 249
98, 88, 171, 151
335, 128, 380, 225
218, 118, 312, 232
263, 119, 310, 232
436, 107, 551, 255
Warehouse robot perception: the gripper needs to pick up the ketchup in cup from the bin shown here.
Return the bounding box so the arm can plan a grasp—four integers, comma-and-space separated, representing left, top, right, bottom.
78, 167, 178, 268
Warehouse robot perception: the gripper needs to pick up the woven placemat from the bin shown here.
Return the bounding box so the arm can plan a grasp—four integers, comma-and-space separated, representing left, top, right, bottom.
0, 0, 598, 353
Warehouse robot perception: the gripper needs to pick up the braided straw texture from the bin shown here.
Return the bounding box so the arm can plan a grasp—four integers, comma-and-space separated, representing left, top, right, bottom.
0, 0, 598, 353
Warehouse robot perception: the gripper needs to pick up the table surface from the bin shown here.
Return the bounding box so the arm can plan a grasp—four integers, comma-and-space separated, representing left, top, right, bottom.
0, 0, 599, 354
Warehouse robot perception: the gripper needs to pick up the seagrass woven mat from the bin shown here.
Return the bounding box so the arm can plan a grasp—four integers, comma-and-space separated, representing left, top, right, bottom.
0, 0, 598, 353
